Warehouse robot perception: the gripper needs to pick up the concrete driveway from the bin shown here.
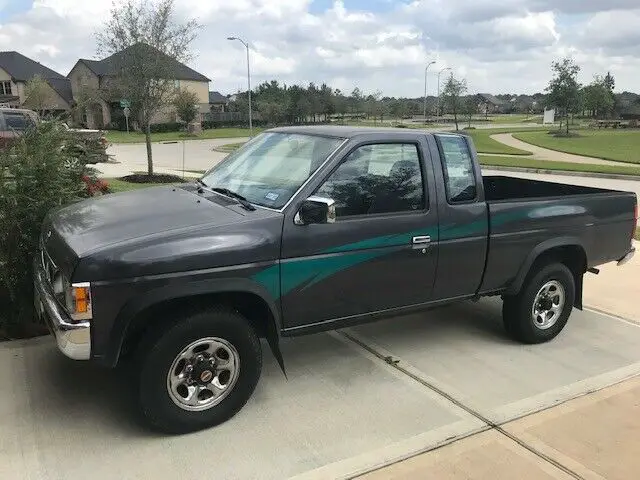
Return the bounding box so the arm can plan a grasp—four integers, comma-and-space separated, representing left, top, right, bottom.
2, 298, 639, 480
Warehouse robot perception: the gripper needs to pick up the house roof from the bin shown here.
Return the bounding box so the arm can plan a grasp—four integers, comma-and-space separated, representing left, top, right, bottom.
477, 93, 508, 106
46, 77, 73, 105
78, 43, 210, 82
0, 51, 66, 81
209, 91, 228, 103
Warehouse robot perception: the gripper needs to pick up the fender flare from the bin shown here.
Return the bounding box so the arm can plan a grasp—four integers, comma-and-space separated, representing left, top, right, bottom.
506, 236, 587, 297
104, 278, 284, 369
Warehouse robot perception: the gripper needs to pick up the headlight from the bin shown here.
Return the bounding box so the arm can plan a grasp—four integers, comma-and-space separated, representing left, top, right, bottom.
64, 281, 93, 322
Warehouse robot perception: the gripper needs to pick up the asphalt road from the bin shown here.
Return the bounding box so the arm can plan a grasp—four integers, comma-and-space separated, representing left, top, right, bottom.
2, 299, 640, 480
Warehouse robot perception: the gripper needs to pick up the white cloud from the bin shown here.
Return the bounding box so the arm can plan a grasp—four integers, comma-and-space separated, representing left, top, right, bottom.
0, 0, 638, 95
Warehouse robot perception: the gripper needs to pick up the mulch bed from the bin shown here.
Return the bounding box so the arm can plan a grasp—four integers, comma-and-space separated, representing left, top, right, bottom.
121, 173, 186, 184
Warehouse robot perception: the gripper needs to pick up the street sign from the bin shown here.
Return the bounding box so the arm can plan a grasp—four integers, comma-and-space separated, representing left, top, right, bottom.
119, 99, 131, 108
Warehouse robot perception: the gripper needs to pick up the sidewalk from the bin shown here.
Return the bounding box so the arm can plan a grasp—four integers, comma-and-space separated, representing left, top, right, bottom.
361, 242, 640, 479
491, 133, 631, 166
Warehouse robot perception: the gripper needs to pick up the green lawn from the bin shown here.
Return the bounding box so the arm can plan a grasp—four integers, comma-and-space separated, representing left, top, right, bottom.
513, 130, 640, 165
214, 142, 246, 153
479, 155, 640, 177
105, 178, 175, 192
462, 128, 540, 156
485, 114, 542, 124
106, 128, 260, 144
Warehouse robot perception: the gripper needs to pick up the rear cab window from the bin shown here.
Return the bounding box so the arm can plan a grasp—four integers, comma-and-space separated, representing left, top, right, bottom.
435, 134, 477, 203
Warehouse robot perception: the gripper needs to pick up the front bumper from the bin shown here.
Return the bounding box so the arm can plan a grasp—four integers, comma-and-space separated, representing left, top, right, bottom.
617, 247, 635, 267
33, 259, 91, 360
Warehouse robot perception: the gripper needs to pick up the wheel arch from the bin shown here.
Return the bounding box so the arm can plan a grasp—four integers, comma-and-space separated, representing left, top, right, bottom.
106, 279, 284, 370
507, 238, 587, 308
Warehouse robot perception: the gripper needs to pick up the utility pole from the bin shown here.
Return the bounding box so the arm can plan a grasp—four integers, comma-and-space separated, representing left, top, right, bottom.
423, 61, 436, 124
228, 36, 253, 136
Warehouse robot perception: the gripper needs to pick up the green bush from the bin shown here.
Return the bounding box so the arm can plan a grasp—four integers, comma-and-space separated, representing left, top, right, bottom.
149, 122, 182, 133
0, 121, 93, 337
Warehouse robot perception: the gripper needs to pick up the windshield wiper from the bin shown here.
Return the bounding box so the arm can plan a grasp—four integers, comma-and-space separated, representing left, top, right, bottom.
211, 187, 256, 211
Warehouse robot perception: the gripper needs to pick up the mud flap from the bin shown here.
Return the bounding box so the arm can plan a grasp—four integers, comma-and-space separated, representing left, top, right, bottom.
574, 273, 583, 310
267, 319, 287, 378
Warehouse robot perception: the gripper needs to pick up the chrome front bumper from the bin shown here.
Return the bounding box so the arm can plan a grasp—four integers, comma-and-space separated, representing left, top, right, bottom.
33, 259, 91, 360
617, 247, 635, 267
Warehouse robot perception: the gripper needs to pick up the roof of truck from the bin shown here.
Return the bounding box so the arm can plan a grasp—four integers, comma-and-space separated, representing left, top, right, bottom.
268, 125, 463, 138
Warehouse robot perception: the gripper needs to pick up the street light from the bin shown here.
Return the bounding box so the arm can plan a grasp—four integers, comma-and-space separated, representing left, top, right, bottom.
437, 67, 452, 120
227, 36, 253, 136
423, 61, 436, 124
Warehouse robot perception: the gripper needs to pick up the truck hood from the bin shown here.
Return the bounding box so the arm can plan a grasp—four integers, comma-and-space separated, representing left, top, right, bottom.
48, 185, 251, 258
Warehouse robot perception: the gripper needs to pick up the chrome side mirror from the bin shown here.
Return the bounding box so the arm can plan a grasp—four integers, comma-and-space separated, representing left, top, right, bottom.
294, 196, 336, 225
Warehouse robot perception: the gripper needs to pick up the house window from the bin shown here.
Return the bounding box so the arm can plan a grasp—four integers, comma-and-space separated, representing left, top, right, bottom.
1, 81, 12, 95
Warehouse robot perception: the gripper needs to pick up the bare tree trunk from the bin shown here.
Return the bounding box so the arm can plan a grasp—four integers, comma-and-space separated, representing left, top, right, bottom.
453, 109, 459, 131
566, 110, 569, 135
145, 122, 153, 176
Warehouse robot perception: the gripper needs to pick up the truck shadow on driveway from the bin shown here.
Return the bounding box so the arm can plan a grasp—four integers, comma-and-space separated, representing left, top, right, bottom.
28, 300, 508, 436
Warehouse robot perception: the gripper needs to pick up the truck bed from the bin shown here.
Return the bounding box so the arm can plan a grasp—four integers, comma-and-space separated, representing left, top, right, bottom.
483, 175, 612, 202
479, 175, 636, 294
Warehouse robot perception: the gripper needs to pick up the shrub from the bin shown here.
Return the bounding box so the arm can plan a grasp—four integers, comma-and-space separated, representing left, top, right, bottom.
0, 121, 95, 336
149, 122, 182, 133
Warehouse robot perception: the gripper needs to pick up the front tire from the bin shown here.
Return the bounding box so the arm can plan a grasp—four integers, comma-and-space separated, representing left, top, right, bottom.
503, 263, 575, 344
136, 306, 262, 434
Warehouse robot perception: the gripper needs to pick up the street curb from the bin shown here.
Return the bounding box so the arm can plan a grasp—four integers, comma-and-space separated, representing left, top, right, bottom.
481, 165, 640, 181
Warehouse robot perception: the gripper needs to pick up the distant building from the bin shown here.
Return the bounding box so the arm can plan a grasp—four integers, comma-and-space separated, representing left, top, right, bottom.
476, 93, 508, 115
209, 91, 229, 112
0, 51, 72, 114
67, 43, 210, 128
620, 105, 640, 121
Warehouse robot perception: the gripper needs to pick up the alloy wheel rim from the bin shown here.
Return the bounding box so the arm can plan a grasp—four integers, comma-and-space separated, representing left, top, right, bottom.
531, 280, 565, 330
166, 337, 240, 411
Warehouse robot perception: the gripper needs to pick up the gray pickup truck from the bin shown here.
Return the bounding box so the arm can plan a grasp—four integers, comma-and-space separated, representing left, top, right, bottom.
34, 126, 637, 433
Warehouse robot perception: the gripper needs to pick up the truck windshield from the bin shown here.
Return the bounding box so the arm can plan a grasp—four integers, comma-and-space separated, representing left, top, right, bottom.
201, 132, 344, 209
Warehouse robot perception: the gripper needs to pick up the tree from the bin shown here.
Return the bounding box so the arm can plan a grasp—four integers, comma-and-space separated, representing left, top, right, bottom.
604, 72, 615, 93
441, 74, 468, 130
173, 88, 199, 127
464, 96, 477, 128
97, 0, 199, 176
582, 76, 614, 118
546, 57, 581, 135
23, 75, 51, 117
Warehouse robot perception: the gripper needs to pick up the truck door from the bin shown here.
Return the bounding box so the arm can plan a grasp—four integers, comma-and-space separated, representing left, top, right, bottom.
428, 134, 489, 300
280, 138, 439, 332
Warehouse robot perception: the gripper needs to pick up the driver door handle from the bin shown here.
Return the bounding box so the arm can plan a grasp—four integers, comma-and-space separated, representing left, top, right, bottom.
412, 235, 431, 245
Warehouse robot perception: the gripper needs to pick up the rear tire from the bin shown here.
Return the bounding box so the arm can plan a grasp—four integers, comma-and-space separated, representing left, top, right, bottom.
503, 263, 575, 344
136, 306, 262, 434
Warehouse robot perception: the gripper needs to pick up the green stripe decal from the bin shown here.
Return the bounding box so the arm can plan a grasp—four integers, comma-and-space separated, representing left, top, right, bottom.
251, 209, 532, 299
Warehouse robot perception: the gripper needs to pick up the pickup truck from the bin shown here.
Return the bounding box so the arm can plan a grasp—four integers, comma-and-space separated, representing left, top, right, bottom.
34, 126, 637, 433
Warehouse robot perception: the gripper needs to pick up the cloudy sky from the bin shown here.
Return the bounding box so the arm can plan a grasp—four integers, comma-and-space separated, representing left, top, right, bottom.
0, 0, 638, 98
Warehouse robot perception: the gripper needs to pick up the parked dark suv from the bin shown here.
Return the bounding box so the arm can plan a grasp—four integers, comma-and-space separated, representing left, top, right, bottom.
0, 107, 38, 148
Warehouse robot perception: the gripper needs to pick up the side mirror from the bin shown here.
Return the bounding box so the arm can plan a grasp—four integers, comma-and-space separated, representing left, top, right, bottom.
294, 196, 336, 225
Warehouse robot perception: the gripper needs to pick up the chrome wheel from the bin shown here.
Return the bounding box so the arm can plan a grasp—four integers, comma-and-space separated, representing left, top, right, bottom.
531, 280, 565, 330
166, 337, 240, 412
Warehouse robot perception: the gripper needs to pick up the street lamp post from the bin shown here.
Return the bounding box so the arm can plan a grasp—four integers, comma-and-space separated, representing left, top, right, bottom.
423, 61, 436, 124
437, 67, 452, 120
227, 36, 253, 136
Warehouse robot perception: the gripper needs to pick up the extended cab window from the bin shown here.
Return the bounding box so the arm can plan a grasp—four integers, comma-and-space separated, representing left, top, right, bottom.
316, 143, 425, 218
436, 135, 477, 203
